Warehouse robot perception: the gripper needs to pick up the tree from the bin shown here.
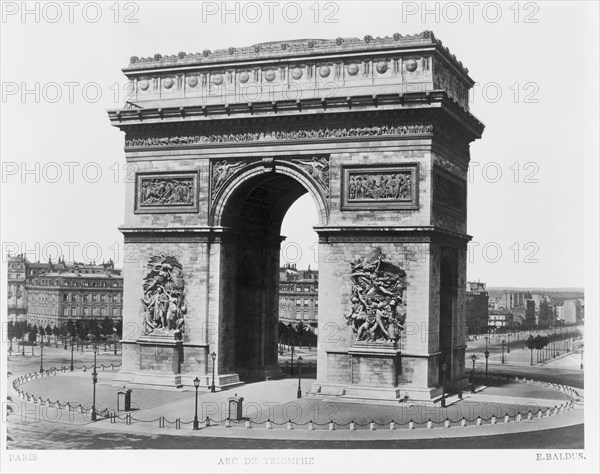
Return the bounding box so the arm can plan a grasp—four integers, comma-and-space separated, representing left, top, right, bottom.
89, 319, 101, 342
12, 322, 23, 341
114, 320, 123, 339
7, 321, 14, 341
45, 324, 53, 342
66, 320, 76, 339
101, 316, 114, 336
525, 300, 536, 328
525, 335, 536, 365
28, 325, 38, 343
296, 321, 307, 348
76, 320, 88, 341
52, 325, 60, 338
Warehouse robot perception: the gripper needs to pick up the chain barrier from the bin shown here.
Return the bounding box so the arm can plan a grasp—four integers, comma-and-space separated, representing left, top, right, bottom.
10, 366, 580, 432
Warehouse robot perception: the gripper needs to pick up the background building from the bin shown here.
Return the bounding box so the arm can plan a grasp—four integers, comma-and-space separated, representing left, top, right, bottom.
278, 263, 318, 333
6, 254, 123, 329
465, 281, 488, 334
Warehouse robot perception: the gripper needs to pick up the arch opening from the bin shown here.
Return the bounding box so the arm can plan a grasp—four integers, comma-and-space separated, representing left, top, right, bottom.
216, 170, 321, 380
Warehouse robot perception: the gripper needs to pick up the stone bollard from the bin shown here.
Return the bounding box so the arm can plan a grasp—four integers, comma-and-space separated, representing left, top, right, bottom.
516, 414, 522, 422
245, 420, 251, 429
266, 420, 272, 430
426, 420, 433, 429
461, 418, 467, 427
444, 419, 450, 428
553, 406, 558, 415
225, 418, 231, 428
504, 415, 510, 423
527, 412, 533, 420
308, 421, 314, 431
389, 421, 395, 430
545, 408, 551, 417
287, 420, 293, 430
205, 417, 210, 428
408, 420, 415, 430
558, 405, 564, 414
538, 410, 543, 419
369, 422, 376, 431
329, 422, 335, 431
491, 416, 497, 424
476, 416, 482, 426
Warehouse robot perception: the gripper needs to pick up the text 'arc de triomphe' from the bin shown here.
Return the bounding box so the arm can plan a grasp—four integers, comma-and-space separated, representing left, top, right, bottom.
109, 32, 484, 401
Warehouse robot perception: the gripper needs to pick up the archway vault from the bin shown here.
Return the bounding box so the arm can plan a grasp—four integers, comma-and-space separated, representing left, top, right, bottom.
210, 157, 330, 230
210, 159, 326, 380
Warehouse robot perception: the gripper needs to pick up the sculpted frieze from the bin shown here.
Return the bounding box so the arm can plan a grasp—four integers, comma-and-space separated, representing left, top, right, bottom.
125, 124, 433, 148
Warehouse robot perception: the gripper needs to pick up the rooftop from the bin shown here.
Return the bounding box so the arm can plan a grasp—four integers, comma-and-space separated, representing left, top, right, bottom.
124, 31, 471, 81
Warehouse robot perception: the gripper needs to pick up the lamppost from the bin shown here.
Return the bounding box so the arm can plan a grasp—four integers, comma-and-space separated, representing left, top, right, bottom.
297, 356, 303, 399
506, 333, 511, 353
580, 344, 584, 370
91, 344, 98, 421
40, 340, 44, 373
440, 362, 448, 408
193, 377, 200, 430
470, 354, 477, 393
210, 352, 217, 393
501, 339, 506, 364
70, 337, 75, 371
290, 344, 295, 377
484, 336, 490, 380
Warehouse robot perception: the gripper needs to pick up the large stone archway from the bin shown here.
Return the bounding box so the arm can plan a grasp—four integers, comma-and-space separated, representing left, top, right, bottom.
109, 32, 484, 399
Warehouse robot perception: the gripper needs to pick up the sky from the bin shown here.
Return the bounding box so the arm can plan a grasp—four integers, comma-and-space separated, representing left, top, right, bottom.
1, 1, 598, 289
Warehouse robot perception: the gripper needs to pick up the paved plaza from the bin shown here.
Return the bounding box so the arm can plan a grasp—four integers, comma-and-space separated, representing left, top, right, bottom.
6, 341, 584, 447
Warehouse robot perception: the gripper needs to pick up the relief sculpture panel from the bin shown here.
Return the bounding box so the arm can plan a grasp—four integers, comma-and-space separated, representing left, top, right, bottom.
341, 164, 418, 210
135, 172, 199, 213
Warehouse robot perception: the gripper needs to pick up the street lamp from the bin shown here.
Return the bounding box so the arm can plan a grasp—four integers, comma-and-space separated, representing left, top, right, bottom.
290, 344, 295, 377
297, 356, 303, 399
210, 352, 217, 393
501, 339, 506, 364
40, 340, 44, 373
484, 336, 490, 380
70, 337, 75, 371
506, 333, 511, 353
440, 362, 448, 408
580, 344, 584, 370
470, 354, 477, 393
193, 377, 200, 430
91, 344, 98, 422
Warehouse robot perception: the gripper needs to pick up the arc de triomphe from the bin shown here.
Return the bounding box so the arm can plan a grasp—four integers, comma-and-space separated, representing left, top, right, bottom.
109, 31, 484, 400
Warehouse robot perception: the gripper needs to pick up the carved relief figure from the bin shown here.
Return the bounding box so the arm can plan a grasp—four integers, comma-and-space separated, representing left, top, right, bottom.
299, 156, 330, 194
141, 255, 186, 337
126, 124, 433, 148
345, 248, 407, 344
139, 178, 194, 207
348, 171, 412, 201
211, 160, 245, 197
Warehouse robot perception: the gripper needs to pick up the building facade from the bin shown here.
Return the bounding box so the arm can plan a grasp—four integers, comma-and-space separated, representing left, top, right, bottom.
5, 254, 123, 328
278, 264, 318, 333
465, 281, 488, 334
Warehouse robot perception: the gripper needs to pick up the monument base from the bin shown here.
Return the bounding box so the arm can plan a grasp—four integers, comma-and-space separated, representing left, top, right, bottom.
311, 343, 443, 401
114, 334, 244, 390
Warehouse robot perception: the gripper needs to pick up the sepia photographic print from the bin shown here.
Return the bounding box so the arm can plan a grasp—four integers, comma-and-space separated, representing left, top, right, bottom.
1, 1, 598, 473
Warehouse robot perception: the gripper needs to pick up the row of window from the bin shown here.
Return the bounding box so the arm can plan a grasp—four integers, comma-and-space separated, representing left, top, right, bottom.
295, 298, 317, 307
294, 311, 317, 320
62, 293, 121, 303
32, 279, 121, 288
63, 307, 122, 317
